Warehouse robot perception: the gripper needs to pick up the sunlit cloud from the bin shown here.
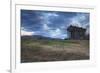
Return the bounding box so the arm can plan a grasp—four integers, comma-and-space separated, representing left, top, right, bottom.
21, 30, 34, 36
21, 27, 36, 36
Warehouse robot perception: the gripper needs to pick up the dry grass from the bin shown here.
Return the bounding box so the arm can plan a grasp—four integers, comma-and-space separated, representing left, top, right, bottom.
21, 38, 89, 63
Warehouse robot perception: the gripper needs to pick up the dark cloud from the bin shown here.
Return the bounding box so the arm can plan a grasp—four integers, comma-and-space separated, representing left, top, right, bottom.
21, 10, 90, 39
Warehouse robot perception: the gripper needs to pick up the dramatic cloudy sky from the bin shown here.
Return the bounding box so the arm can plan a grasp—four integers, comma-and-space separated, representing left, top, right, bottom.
21, 10, 90, 39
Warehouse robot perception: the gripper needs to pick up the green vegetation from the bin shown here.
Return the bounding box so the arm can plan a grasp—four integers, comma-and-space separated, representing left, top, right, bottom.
21, 37, 89, 63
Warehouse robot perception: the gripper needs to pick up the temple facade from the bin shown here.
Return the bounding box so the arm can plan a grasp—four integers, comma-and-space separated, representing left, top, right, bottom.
67, 25, 86, 40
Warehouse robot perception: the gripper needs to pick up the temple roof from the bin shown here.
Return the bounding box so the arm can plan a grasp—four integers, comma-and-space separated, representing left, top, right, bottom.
67, 25, 86, 32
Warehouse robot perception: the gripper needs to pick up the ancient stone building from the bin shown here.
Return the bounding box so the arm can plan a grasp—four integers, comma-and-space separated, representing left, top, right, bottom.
67, 25, 86, 40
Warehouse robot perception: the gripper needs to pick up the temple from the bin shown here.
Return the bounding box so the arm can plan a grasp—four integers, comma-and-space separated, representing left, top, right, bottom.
67, 25, 86, 40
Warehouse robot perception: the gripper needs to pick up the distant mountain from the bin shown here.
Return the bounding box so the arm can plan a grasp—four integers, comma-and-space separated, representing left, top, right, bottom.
21, 35, 64, 40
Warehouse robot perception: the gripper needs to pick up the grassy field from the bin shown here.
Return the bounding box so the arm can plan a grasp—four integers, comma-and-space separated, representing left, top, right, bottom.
21, 37, 89, 63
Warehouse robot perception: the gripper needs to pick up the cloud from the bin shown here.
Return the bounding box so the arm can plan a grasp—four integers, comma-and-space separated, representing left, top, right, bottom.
39, 12, 59, 25
48, 28, 67, 39
69, 13, 90, 35
21, 10, 90, 39
21, 30, 34, 36
43, 24, 50, 30
49, 28, 61, 37
42, 12, 59, 18
70, 13, 89, 27
21, 27, 36, 36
